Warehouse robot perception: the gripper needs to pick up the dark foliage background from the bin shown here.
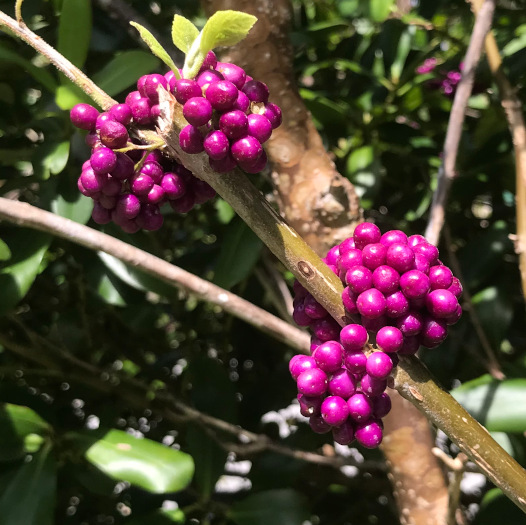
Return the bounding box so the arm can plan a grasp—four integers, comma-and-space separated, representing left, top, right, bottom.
1, 0, 526, 523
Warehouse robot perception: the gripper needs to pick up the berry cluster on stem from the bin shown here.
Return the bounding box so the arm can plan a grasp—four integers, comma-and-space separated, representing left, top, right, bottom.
290, 223, 463, 449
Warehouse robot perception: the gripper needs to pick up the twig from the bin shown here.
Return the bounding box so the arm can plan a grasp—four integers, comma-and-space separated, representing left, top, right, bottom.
0, 10, 116, 110
0, 198, 310, 354
433, 448, 469, 525
425, 0, 496, 246
469, 0, 526, 299
443, 228, 504, 379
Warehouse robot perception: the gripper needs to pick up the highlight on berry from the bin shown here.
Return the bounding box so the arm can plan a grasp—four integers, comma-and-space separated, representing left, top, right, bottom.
290, 223, 462, 449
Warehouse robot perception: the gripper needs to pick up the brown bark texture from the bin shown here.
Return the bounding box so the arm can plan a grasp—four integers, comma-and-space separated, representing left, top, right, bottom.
200, 1, 449, 523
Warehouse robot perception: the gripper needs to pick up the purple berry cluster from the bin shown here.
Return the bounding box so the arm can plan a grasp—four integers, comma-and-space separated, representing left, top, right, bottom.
416, 58, 463, 97
175, 52, 282, 174
289, 223, 463, 449
70, 73, 217, 231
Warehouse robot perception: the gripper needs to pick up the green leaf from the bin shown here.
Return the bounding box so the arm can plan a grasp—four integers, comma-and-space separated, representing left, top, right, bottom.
55, 82, 93, 110
183, 11, 257, 78
51, 176, 93, 224
79, 429, 194, 493
0, 238, 11, 261
0, 229, 51, 316
126, 508, 186, 524
362, 0, 394, 22
57, 0, 92, 70
200, 10, 257, 50
130, 22, 180, 78
0, 445, 56, 525
186, 424, 227, 498
92, 51, 161, 97
0, 45, 57, 93
451, 376, 526, 432
474, 488, 526, 525
0, 404, 52, 461
171, 15, 199, 53
33, 140, 70, 178
213, 218, 263, 290
228, 489, 310, 525
215, 199, 235, 224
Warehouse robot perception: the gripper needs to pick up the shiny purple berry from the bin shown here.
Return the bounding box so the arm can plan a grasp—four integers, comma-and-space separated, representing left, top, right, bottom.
396, 311, 423, 336
309, 415, 331, 434
380, 230, 408, 247
173, 79, 202, 104
448, 277, 463, 298
372, 265, 400, 295
321, 396, 349, 426
347, 393, 373, 422
205, 80, 238, 111
262, 102, 282, 129
313, 340, 343, 373
353, 222, 381, 249
203, 130, 230, 160
130, 97, 153, 125
90, 147, 117, 175
242, 80, 269, 103
420, 317, 448, 348
345, 265, 373, 294
386, 243, 415, 273
109, 103, 133, 126
99, 121, 129, 149
355, 420, 383, 448
179, 125, 204, 154
311, 318, 340, 342
216, 62, 246, 89
298, 394, 323, 417
328, 369, 357, 398
332, 421, 355, 445
297, 368, 328, 397
408, 234, 426, 247
343, 350, 367, 374
385, 291, 409, 318
197, 69, 224, 88
412, 242, 439, 264
110, 152, 135, 181
372, 393, 392, 419
356, 288, 386, 319
361, 243, 387, 270
360, 374, 387, 397
304, 294, 327, 319
340, 324, 368, 351
400, 270, 430, 299
247, 114, 272, 143
376, 326, 404, 353
70, 103, 99, 130
135, 203, 164, 231
219, 110, 249, 139
366, 351, 393, 379
425, 289, 459, 318
292, 301, 312, 327
231, 136, 263, 166
183, 97, 213, 127
429, 266, 454, 290
114, 194, 141, 220
91, 202, 112, 224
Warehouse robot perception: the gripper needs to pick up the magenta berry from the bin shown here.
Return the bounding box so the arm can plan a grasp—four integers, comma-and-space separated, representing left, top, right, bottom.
376, 326, 404, 353
356, 288, 386, 319
205, 80, 238, 111
173, 79, 202, 104
313, 340, 343, 373
372, 265, 400, 295
183, 97, 213, 127
242, 80, 269, 103
366, 351, 393, 379
347, 393, 373, 422
400, 270, 430, 299
425, 289, 459, 318
297, 368, 328, 397
179, 125, 204, 154
216, 62, 247, 89
355, 420, 383, 448
247, 114, 272, 143
90, 147, 117, 175
372, 393, 392, 419
332, 421, 354, 445
328, 369, 357, 398
321, 396, 349, 426
429, 265, 454, 290
203, 130, 230, 160
346, 265, 373, 294
361, 243, 387, 270
99, 120, 129, 149
219, 110, 249, 139
70, 103, 99, 130
340, 324, 368, 351
309, 415, 331, 434
360, 374, 387, 397
386, 243, 415, 273
298, 395, 323, 417
353, 222, 381, 249
230, 136, 263, 166
343, 350, 367, 374
380, 230, 408, 247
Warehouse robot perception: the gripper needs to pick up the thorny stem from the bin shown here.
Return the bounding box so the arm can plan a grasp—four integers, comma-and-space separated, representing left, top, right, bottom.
425, 0, 496, 246
2, 3, 526, 513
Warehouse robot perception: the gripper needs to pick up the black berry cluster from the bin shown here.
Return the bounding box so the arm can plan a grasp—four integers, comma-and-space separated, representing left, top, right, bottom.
290, 223, 463, 449
175, 52, 282, 173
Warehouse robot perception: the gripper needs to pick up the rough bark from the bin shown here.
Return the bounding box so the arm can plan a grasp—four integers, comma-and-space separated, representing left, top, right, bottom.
200, 1, 449, 523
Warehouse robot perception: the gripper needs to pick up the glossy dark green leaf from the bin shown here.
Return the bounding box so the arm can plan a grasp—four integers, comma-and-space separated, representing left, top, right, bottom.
451, 376, 526, 432
171, 15, 199, 53
33, 140, 70, 178
473, 488, 526, 525
51, 177, 93, 224
80, 429, 194, 493
0, 445, 56, 525
228, 489, 310, 525
213, 218, 263, 290
186, 424, 227, 498
0, 404, 51, 461
0, 45, 57, 92
92, 51, 161, 97
57, 0, 92, 69
0, 229, 51, 316
0, 238, 11, 261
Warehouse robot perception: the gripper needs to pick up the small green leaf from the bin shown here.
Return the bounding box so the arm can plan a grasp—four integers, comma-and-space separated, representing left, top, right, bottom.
0, 229, 51, 316
0, 238, 11, 261
0, 404, 52, 461
213, 218, 263, 290
183, 11, 257, 78
0, 445, 56, 525
93, 51, 161, 97
78, 429, 194, 493
200, 10, 257, 50
228, 489, 309, 525
51, 175, 93, 224
57, 0, 92, 70
451, 376, 526, 432
55, 82, 93, 111
130, 22, 180, 78
171, 15, 199, 53
127, 508, 186, 524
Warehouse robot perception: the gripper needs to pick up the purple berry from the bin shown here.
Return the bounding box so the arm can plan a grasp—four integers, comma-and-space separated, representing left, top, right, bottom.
372, 265, 400, 295
298, 394, 323, 417
396, 311, 423, 336
376, 326, 404, 353
135, 203, 164, 231
362, 315, 387, 334
179, 125, 204, 154
355, 420, 383, 448
360, 374, 387, 397
140, 161, 163, 184
209, 153, 237, 173
321, 396, 349, 426
183, 97, 213, 127
125, 90, 142, 106
130, 97, 153, 126
372, 393, 392, 418
311, 318, 340, 342
386, 243, 415, 273
345, 265, 373, 294
231, 136, 263, 166
115, 194, 141, 220
90, 147, 117, 175
361, 243, 387, 270
313, 340, 343, 373
233, 90, 250, 112
380, 230, 408, 247
425, 289, 459, 318
400, 270, 430, 299
205, 80, 238, 111
130, 173, 154, 196
297, 368, 328, 396
412, 242, 439, 264
139, 74, 168, 103
304, 294, 328, 319
429, 265, 453, 290
340, 324, 368, 351
328, 369, 357, 398
448, 277, 463, 298
353, 222, 381, 249
332, 421, 355, 445
309, 415, 331, 434
192, 179, 216, 204
247, 114, 272, 143
110, 153, 135, 180
414, 254, 431, 274
385, 291, 410, 318
216, 62, 247, 89
420, 317, 448, 348
292, 301, 312, 327
347, 393, 373, 422
219, 110, 249, 139
70, 103, 99, 130
366, 351, 393, 379
92, 202, 112, 224
101, 175, 121, 196
173, 79, 202, 104
324, 245, 340, 266
356, 288, 386, 319
343, 350, 367, 374
201, 50, 217, 70
399, 335, 420, 355
197, 69, 224, 88
444, 303, 462, 325
338, 248, 363, 272
109, 104, 133, 126
80, 168, 106, 194
99, 120, 129, 149
408, 234, 427, 247
145, 184, 165, 205
262, 103, 282, 129
242, 80, 269, 103
203, 130, 230, 160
